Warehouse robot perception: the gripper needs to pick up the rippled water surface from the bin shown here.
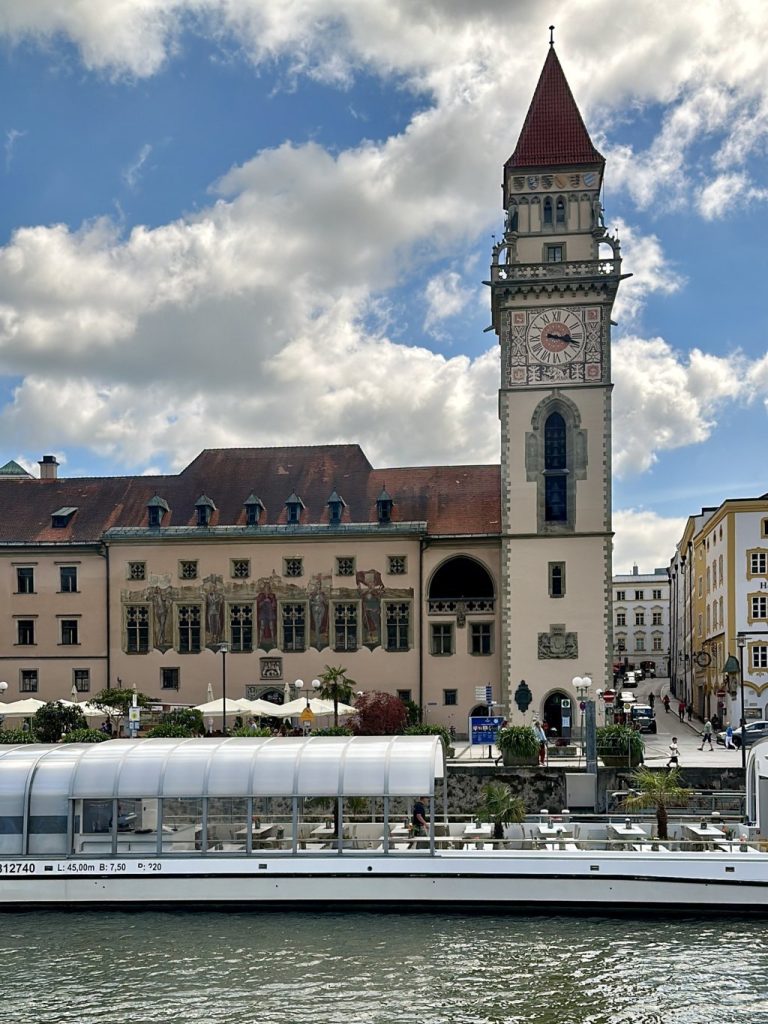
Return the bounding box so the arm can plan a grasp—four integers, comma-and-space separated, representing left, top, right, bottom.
2, 911, 768, 1024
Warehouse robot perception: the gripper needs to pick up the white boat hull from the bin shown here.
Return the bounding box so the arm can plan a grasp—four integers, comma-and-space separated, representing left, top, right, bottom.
3, 850, 768, 912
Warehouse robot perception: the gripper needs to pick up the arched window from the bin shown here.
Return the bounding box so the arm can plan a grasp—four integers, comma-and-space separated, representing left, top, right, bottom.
542, 197, 553, 225
556, 196, 566, 225
544, 412, 567, 522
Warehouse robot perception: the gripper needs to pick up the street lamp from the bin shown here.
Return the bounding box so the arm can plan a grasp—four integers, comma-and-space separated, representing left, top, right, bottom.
738, 636, 747, 771
573, 674, 596, 774
218, 642, 228, 736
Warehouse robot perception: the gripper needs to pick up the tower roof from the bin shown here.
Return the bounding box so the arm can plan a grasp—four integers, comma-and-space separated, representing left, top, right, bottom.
506, 47, 604, 169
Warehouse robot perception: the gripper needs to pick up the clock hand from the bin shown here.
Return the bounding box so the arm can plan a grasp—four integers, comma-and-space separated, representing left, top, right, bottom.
546, 332, 565, 340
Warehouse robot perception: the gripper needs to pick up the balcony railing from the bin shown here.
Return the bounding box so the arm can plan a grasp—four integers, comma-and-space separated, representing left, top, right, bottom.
490, 258, 618, 283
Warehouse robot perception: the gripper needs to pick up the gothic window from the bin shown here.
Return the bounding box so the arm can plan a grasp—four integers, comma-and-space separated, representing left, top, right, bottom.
387, 555, 407, 575
556, 196, 566, 225
180, 560, 198, 580
178, 605, 201, 653
544, 412, 567, 523
126, 606, 150, 653
548, 562, 565, 598
336, 557, 355, 577
128, 561, 146, 581
385, 602, 410, 652
543, 197, 553, 225
282, 603, 306, 652
284, 557, 303, 578
231, 559, 250, 579
229, 604, 253, 652
334, 603, 358, 652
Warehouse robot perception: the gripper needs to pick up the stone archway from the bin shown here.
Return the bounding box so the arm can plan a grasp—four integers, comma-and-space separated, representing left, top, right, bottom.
542, 690, 572, 742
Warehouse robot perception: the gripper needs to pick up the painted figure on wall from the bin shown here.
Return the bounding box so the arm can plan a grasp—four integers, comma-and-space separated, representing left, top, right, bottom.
257, 581, 278, 650
148, 583, 172, 650
357, 569, 385, 649
308, 572, 330, 650
204, 575, 225, 647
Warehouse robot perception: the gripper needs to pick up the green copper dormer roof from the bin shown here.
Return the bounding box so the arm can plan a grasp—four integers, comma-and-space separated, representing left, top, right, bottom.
0, 460, 31, 478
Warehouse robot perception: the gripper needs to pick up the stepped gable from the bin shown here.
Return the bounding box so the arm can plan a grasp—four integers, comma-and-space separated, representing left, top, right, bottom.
506, 46, 604, 169
0, 446, 501, 538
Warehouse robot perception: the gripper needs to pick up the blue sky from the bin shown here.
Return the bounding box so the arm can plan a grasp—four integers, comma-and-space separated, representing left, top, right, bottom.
1, 1, 767, 571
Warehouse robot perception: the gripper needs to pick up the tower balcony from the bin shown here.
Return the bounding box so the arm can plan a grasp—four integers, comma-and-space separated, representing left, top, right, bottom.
490, 257, 619, 284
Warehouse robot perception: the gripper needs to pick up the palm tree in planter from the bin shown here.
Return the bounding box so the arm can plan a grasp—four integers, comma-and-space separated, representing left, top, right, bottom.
476, 782, 526, 841
317, 665, 356, 727
620, 767, 690, 841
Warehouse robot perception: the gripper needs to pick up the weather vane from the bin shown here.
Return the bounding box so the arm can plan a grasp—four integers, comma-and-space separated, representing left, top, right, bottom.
549, 25, 555, 47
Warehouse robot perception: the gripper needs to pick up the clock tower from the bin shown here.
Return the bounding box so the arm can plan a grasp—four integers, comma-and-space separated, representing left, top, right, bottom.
490, 41, 627, 718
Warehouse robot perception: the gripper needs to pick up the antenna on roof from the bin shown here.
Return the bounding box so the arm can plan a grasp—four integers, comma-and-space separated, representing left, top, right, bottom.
549, 25, 555, 47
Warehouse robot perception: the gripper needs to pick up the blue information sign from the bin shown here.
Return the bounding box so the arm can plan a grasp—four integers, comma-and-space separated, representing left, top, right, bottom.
470, 716, 505, 745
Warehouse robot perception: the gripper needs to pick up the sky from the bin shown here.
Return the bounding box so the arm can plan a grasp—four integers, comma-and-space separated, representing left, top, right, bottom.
1, 0, 768, 573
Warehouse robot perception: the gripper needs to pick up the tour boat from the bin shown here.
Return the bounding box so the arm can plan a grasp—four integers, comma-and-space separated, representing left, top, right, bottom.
1, 735, 767, 912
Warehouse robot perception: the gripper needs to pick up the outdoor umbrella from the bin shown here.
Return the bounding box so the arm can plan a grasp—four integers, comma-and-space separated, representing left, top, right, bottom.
277, 697, 357, 717
194, 697, 252, 717
243, 698, 286, 717
1, 698, 46, 716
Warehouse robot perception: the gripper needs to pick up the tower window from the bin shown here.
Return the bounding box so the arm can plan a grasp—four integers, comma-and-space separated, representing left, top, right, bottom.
556, 197, 566, 225
544, 412, 567, 522
546, 245, 563, 263
548, 562, 565, 598
543, 197, 553, 225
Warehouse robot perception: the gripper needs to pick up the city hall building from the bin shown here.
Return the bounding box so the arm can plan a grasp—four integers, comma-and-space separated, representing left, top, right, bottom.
0, 43, 625, 737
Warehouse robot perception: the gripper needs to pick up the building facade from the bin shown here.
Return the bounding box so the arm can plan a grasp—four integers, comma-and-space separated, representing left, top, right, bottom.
612, 566, 670, 679
0, 44, 621, 736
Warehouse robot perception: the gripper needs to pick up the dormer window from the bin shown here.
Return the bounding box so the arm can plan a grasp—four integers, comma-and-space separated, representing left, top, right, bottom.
376, 488, 393, 525
51, 507, 77, 529
147, 495, 170, 528
244, 494, 265, 526
285, 492, 305, 525
327, 491, 346, 526
195, 494, 216, 527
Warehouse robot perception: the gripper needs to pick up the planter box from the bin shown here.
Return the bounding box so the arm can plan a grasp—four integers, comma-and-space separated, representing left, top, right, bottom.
549, 746, 577, 757
599, 754, 642, 767
501, 754, 538, 766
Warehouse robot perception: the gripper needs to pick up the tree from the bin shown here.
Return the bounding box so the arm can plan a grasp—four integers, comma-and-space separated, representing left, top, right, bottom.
476, 782, 526, 840
317, 665, 356, 727
153, 707, 205, 737
620, 767, 690, 840
91, 687, 151, 735
32, 701, 86, 742
353, 691, 405, 735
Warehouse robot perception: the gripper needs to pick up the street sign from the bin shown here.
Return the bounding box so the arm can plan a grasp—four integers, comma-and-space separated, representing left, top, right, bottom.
469, 716, 504, 745
128, 707, 141, 723
474, 687, 487, 701
299, 708, 315, 723
603, 690, 616, 704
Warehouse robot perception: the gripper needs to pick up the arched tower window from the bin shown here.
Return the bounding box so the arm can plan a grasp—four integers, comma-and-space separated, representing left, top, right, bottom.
542, 197, 553, 226
544, 412, 567, 522
556, 196, 566, 226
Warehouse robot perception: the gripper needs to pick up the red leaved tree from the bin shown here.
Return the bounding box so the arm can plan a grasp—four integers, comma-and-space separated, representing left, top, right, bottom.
352, 691, 407, 735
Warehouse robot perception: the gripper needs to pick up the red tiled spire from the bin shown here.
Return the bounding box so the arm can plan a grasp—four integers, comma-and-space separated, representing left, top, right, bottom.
506, 47, 604, 169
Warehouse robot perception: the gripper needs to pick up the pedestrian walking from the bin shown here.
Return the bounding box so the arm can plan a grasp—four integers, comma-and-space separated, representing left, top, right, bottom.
663, 694, 670, 713
667, 737, 680, 768
678, 700, 686, 722
699, 719, 714, 750
725, 724, 735, 749
648, 693, 655, 710
686, 702, 693, 721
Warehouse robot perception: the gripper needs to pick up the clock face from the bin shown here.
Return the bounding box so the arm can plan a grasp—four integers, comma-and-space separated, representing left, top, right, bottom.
527, 308, 586, 364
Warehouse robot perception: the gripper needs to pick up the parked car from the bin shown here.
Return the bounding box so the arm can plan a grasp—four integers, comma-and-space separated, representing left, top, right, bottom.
716, 720, 768, 749
630, 704, 657, 734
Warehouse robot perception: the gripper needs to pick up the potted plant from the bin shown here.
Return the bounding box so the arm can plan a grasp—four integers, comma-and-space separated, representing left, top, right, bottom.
475, 782, 526, 840
620, 767, 690, 840
496, 725, 539, 766
596, 724, 644, 767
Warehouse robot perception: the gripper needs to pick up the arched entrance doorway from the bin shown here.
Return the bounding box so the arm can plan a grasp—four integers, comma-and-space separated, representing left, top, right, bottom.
543, 691, 572, 742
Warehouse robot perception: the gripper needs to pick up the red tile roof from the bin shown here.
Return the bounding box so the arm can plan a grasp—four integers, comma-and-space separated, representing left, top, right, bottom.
0, 446, 501, 542
506, 48, 604, 170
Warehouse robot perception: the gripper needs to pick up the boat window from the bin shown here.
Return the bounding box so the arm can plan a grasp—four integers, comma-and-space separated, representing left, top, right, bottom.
206, 797, 248, 852
0, 815, 23, 856
162, 798, 202, 854
82, 799, 113, 834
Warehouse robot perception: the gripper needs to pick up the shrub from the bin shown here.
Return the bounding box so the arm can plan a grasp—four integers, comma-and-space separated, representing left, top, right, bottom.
228, 726, 274, 737
0, 728, 36, 744
157, 707, 205, 736
32, 701, 87, 742
596, 725, 644, 764
146, 723, 199, 738
496, 725, 539, 760
313, 725, 354, 736
353, 691, 405, 735
61, 729, 109, 744
404, 723, 452, 750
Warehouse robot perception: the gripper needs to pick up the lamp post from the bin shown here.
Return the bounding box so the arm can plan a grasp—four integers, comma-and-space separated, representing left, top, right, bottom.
573, 675, 596, 773
738, 635, 747, 771
218, 642, 228, 736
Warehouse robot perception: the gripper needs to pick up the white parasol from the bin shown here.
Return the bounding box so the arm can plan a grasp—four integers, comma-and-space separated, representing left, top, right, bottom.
1, 698, 47, 716
194, 697, 252, 717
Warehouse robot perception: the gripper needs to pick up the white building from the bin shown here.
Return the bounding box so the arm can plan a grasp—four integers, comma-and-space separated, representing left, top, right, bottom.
612, 566, 670, 679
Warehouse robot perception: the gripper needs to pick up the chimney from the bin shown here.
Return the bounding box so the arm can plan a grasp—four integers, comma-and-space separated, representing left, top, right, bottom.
39, 455, 59, 481
632, 564, 639, 576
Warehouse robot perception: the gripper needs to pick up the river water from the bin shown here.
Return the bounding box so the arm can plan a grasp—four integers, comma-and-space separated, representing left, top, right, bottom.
2, 911, 767, 1024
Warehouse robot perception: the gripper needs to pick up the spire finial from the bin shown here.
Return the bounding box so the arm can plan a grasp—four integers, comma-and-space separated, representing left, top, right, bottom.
549, 25, 555, 47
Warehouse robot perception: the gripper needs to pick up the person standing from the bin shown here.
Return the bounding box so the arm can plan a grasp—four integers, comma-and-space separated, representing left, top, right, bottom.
678, 700, 686, 722
699, 719, 714, 750
412, 797, 429, 837
663, 694, 670, 713
666, 737, 680, 768
686, 702, 693, 721
533, 720, 548, 766
648, 693, 655, 710
724, 723, 735, 749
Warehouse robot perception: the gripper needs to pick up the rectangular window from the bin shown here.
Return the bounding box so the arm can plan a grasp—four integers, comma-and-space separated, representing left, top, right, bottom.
179, 560, 198, 580
17, 619, 35, 645
652, 611, 663, 625
284, 557, 303, 578
443, 689, 458, 706
615, 590, 625, 601
229, 604, 253, 652
161, 667, 180, 690
73, 669, 90, 693
397, 689, 412, 703
545, 245, 563, 263
652, 636, 663, 652
385, 602, 410, 652
548, 561, 565, 598
470, 622, 492, 656
616, 612, 626, 627
430, 623, 453, 656
16, 567, 34, 593
387, 556, 407, 576
652, 589, 662, 600
336, 557, 355, 577
126, 605, 150, 653
750, 552, 767, 575
636, 637, 646, 651
20, 669, 38, 693
231, 559, 250, 580
60, 566, 78, 592
178, 605, 201, 653
752, 646, 768, 671
61, 619, 79, 645
282, 603, 306, 652
635, 612, 645, 626
752, 596, 768, 620
128, 561, 146, 581
634, 590, 644, 601
334, 603, 358, 652
545, 475, 567, 522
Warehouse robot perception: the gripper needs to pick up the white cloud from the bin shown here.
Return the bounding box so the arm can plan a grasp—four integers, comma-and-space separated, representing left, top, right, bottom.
696, 172, 768, 220
609, 220, 684, 325
122, 143, 153, 191
423, 271, 472, 334
4, 128, 26, 171
613, 508, 686, 574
